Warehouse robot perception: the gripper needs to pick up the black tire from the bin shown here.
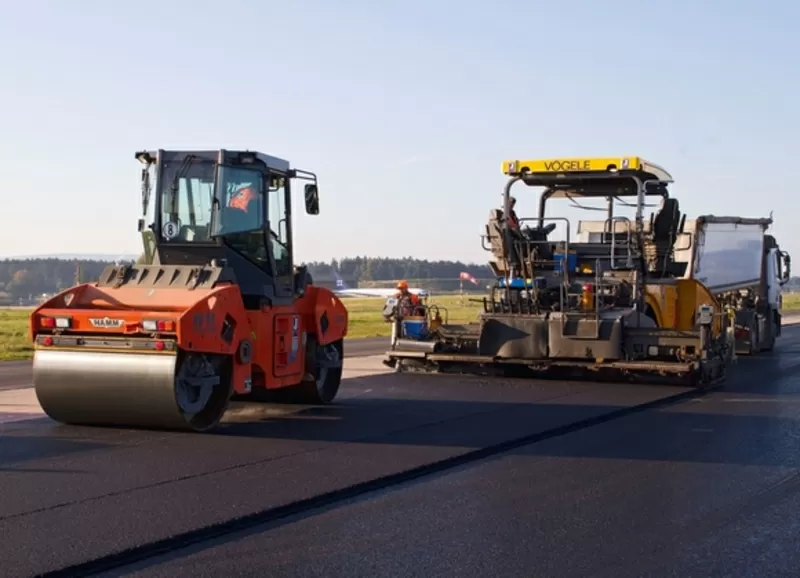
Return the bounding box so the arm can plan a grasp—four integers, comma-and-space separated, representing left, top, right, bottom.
294, 336, 343, 404
751, 319, 760, 354
762, 314, 777, 352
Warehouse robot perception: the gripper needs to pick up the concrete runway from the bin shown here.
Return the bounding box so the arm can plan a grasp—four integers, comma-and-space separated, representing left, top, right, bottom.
1, 327, 799, 577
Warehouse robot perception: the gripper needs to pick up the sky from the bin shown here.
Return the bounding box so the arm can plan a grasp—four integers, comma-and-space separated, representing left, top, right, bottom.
0, 0, 797, 265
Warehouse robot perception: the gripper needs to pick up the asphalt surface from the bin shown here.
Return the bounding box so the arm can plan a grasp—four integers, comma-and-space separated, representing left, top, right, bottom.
0, 337, 387, 391
2, 363, 694, 576
0, 361, 31, 391
1, 326, 799, 577
118, 328, 800, 578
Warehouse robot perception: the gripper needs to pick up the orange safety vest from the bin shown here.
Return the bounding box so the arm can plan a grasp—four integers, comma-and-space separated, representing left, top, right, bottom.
507, 210, 519, 230
396, 291, 420, 306
229, 187, 257, 212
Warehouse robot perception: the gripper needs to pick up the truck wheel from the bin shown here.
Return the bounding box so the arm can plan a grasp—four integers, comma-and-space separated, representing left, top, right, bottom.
295, 337, 343, 404
751, 321, 760, 354
762, 314, 777, 352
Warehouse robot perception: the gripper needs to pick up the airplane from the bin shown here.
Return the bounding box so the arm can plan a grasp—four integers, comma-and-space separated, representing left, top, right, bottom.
330, 270, 429, 298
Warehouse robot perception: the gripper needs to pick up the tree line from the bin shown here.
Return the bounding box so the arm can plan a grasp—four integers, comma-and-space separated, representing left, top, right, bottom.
0, 259, 113, 304
4, 256, 800, 305
304, 258, 491, 289
0, 257, 494, 303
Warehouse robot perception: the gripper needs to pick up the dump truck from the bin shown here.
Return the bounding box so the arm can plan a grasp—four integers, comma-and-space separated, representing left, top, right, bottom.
577, 214, 792, 354
29, 149, 349, 432
384, 156, 735, 386
676, 216, 791, 354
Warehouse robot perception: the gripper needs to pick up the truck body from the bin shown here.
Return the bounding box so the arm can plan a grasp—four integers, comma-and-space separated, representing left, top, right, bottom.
674, 216, 791, 354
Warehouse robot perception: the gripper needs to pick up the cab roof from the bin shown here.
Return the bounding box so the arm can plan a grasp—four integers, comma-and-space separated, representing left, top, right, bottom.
502, 156, 672, 181
501, 156, 673, 197
135, 149, 291, 173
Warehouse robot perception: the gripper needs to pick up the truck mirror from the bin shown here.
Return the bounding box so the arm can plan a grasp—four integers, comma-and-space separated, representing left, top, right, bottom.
783, 253, 791, 281
304, 184, 320, 215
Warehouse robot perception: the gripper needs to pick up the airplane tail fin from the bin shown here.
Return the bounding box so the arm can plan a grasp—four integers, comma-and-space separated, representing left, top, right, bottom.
332, 270, 349, 290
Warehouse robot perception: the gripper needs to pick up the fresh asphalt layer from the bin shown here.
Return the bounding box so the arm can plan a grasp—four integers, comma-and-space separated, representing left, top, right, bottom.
126, 328, 800, 578
1, 326, 799, 576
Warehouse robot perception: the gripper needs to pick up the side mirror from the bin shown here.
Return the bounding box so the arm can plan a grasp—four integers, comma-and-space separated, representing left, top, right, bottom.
783, 253, 792, 281
140, 168, 151, 221
304, 183, 320, 215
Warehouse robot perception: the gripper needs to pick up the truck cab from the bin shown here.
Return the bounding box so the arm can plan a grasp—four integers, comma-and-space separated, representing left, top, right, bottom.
765, 236, 792, 329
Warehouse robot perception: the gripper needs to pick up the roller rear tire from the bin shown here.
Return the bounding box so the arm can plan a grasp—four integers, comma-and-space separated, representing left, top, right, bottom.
294, 337, 343, 404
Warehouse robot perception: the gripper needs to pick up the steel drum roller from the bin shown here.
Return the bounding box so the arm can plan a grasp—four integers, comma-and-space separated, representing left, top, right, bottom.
33, 349, 233, 432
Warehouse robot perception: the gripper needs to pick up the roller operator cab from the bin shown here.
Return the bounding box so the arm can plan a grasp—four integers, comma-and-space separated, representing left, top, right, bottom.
29, 149, 348, 433
385, 156, 733, 386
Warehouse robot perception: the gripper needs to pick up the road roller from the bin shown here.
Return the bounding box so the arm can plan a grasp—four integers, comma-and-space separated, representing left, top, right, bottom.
29, 149, 349, 432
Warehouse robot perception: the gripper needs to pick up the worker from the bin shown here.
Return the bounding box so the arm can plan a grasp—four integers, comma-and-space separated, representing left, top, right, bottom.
395, 280, 424, 316
395, 280, 420, 304
505, 196, 521, 232
221, 184, 261, 235
502, 195, 532, 273
228, 185, 258, 212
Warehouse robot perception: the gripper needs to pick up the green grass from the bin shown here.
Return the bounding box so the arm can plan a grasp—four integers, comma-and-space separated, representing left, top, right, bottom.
0, 309, 33, 361
0, 295, 486, 361
784, 292, 800, 310
345, 292, 800, 337
343, 294, 485, 339
3, 292, 799, 362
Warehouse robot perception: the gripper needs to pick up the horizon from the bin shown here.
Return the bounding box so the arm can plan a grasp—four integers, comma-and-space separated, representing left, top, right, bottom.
0, 253, 492, 267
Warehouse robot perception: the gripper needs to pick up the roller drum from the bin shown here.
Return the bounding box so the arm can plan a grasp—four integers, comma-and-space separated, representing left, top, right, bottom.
33, 349, 233, 432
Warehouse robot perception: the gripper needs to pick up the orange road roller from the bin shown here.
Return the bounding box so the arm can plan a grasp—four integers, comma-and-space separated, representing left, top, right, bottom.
30, 149, 348, 432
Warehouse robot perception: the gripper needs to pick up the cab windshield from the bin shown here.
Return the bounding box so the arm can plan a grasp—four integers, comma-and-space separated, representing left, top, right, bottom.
155, 158, 283, 274
157, 160, 267, 243
158, 158, 215, 243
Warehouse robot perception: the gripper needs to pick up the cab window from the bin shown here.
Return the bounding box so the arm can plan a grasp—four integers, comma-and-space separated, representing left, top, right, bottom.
268, 176, 292, 279
213, 166, 265, 236
159, 160, 215, 243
